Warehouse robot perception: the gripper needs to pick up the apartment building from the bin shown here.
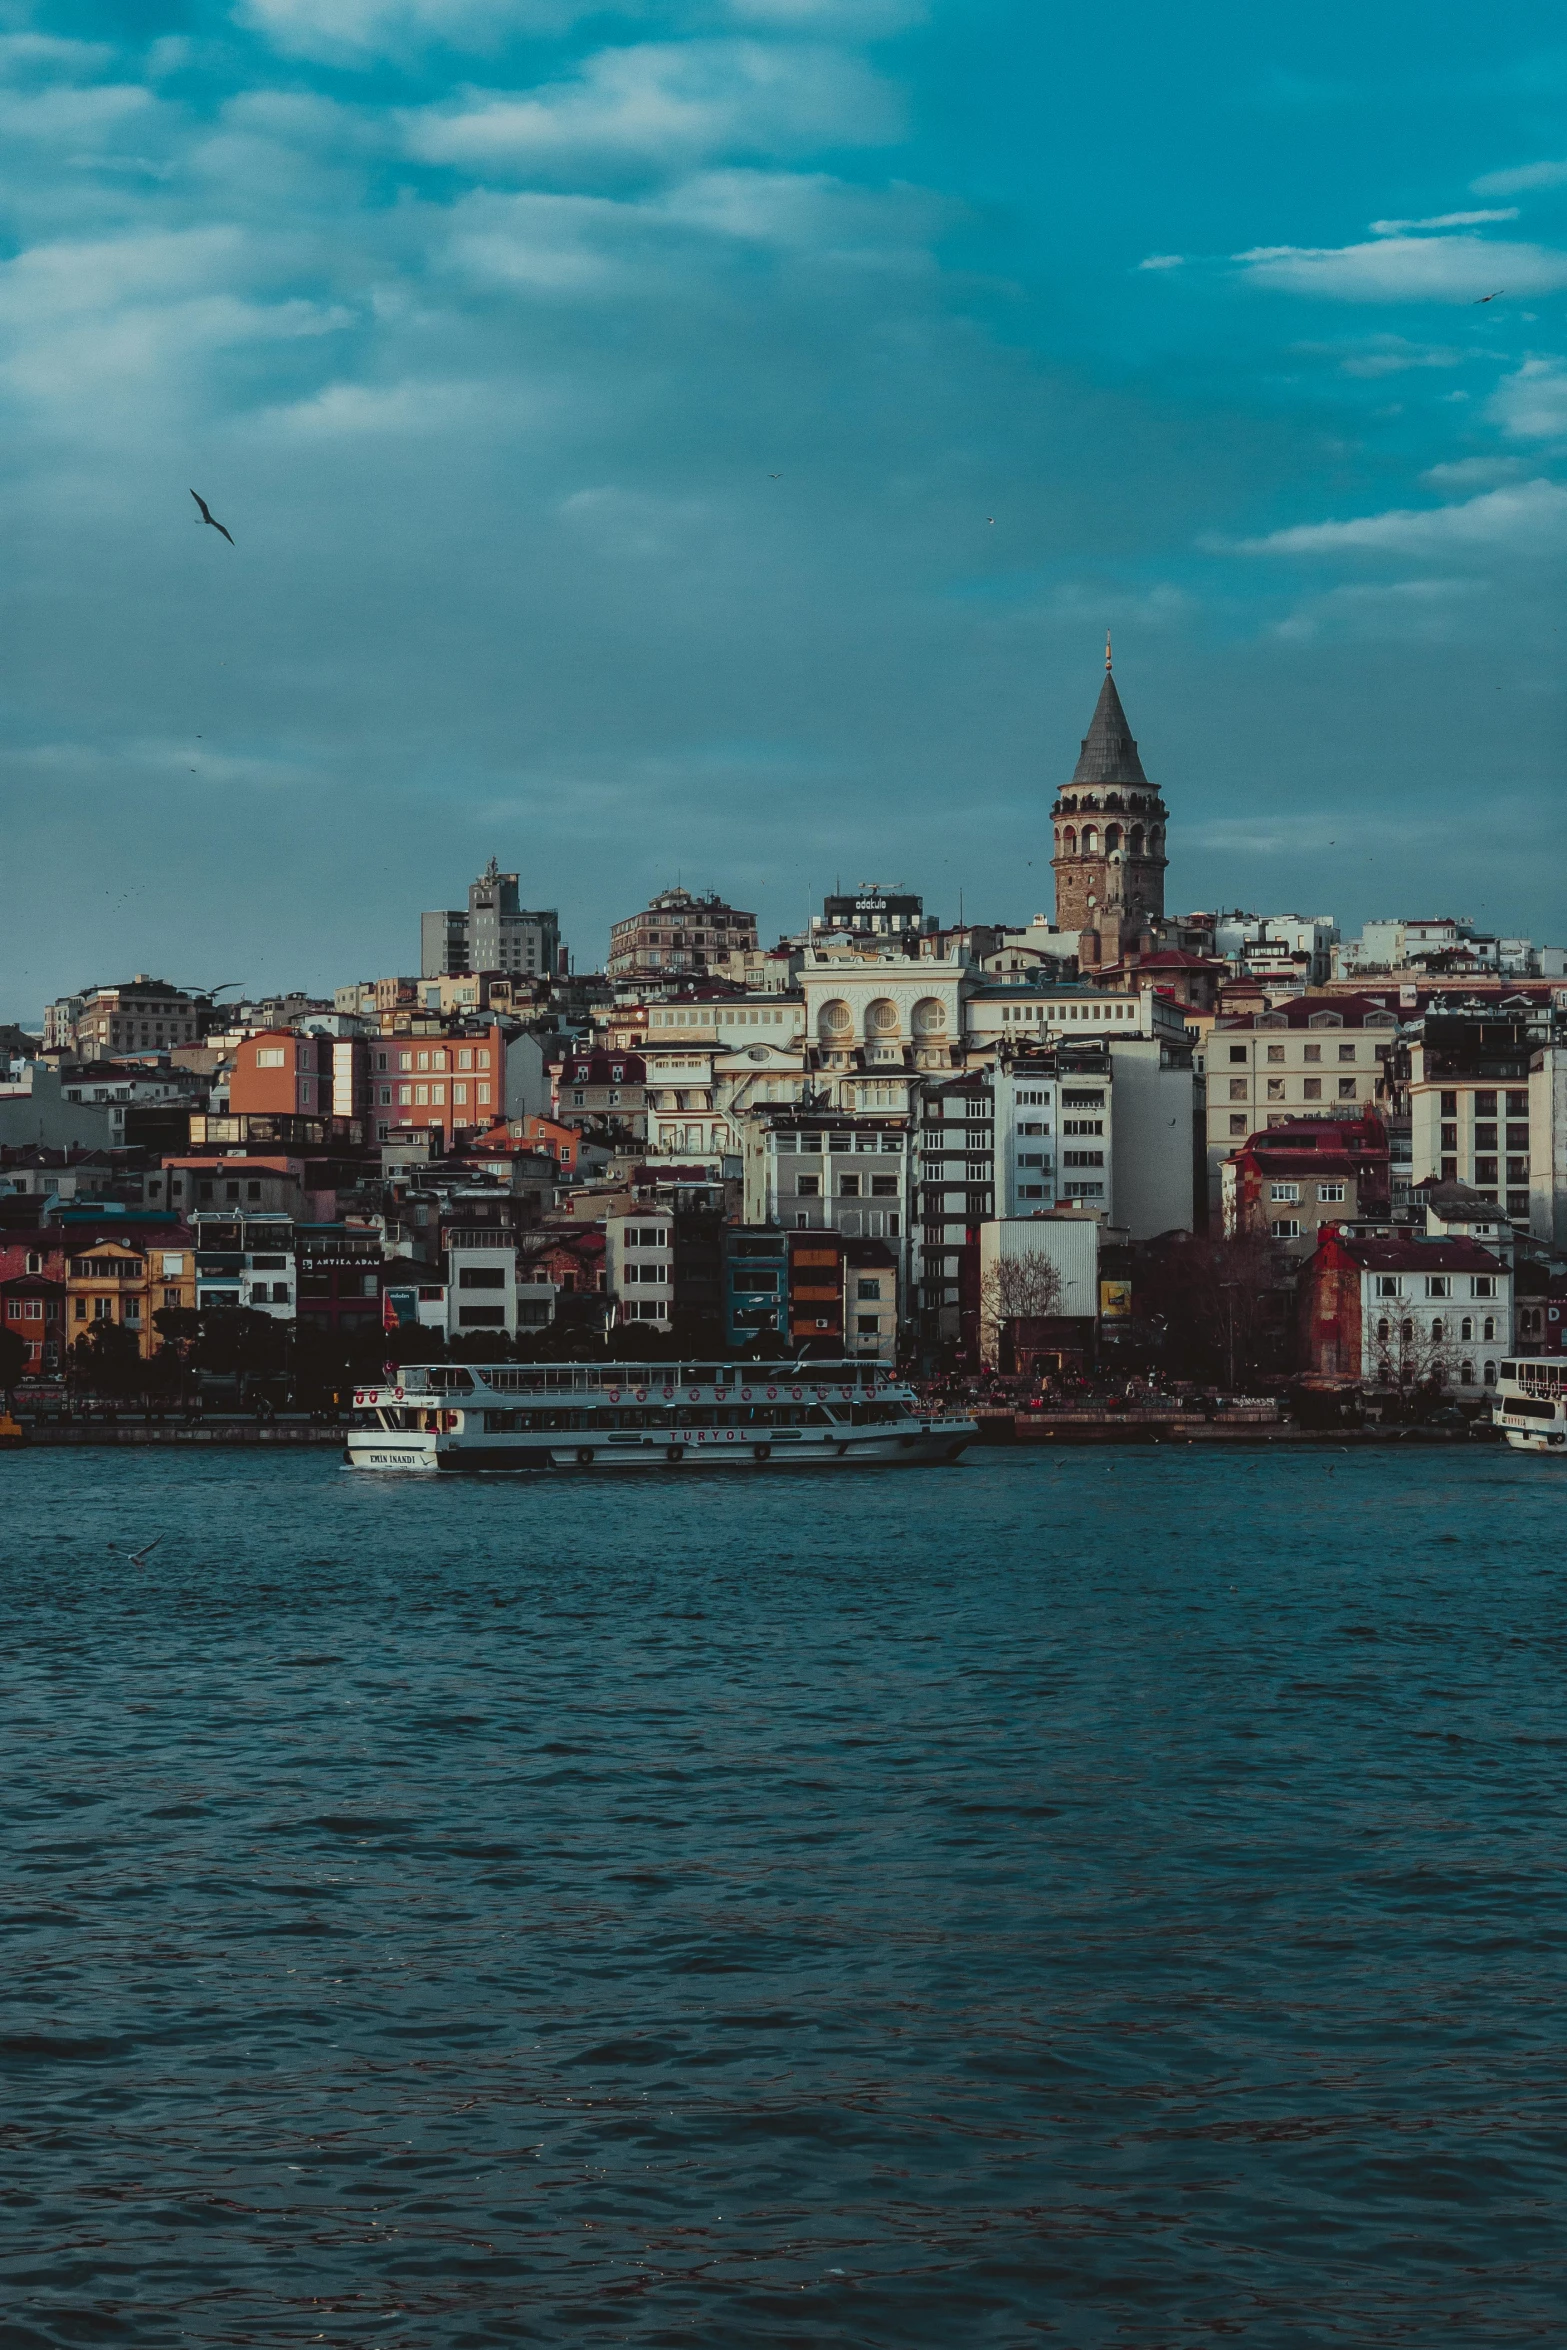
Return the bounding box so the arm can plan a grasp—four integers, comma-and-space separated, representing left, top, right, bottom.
1205, 996, 1400, 1215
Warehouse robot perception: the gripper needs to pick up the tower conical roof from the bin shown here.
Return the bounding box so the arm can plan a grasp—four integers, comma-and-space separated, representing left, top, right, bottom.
1071, 667, 1149, 786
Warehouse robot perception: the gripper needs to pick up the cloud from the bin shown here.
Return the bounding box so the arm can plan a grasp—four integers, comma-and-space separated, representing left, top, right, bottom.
260, 377, 511, 437
1270, 576, 1485, 643
1322, 334, 1465, 376
235, 0, 591, 67
404, 40, 902, 180
1234, 234, 1567, 302
1369, 208, 1517, 234
1471, 158, 1567, 197
1137, 252, 1185, 271
1489, 358, 1567, 441
1230, 476, 1567, 557
1420, 455, 1527, 487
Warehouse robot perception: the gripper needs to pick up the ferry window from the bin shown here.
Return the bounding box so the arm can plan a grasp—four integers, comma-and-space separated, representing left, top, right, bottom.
1501, 1361, 1516, 1379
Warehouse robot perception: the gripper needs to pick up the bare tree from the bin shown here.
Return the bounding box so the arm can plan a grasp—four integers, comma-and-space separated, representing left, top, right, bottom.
1369, 1310, 1461, 1394
978, 1251, 1065, 1366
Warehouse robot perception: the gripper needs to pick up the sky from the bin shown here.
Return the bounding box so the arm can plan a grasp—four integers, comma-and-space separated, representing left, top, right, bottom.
2, 0, 1566, 1019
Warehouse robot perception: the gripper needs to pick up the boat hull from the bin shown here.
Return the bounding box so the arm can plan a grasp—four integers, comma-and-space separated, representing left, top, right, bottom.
1499, 1426, 1567, 1454
345, 1424, 973, 1474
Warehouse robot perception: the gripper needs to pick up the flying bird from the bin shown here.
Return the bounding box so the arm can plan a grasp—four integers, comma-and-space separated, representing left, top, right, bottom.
1472, 290, 1505, 304
190, 490, 234, 545
768, 473, 782, 479
109, 1535, 163, 1567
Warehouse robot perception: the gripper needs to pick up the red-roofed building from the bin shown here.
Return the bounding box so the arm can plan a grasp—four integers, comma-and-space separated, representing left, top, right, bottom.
549, 1048, 647, 1139
1300, 1227, 1511, 1391
1099, 948, 1229, 1016
1221, 1116, 1389, 1261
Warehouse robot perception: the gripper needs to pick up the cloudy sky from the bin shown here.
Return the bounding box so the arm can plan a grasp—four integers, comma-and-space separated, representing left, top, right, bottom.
2, 0, 1565, 1017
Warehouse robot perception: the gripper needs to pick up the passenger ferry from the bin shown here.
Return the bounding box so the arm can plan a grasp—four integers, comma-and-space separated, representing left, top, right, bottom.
1492, 1358, 1567, 1454
346, 1359, 976, 1474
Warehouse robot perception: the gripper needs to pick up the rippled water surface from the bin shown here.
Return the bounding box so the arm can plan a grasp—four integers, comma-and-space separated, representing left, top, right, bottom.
3, 1445, 1566, 2346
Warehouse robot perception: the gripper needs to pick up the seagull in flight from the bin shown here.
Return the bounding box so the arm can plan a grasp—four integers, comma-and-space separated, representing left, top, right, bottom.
112, 1535, 163, 1567
1472, 290, 1505, 305
190, 490, 234, 545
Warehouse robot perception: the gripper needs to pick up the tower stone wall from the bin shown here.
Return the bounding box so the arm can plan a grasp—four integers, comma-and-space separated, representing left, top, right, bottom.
1051, 648, 1167, 965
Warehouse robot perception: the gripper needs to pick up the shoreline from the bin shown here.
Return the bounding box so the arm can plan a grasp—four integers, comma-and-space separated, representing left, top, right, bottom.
5, 1416, 1495, 1450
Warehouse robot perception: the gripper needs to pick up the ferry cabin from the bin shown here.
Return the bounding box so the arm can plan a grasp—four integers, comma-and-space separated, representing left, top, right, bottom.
1494, 1358, 1567, 1452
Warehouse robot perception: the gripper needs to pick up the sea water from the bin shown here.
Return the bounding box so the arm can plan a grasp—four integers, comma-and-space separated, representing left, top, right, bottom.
2, 1445, 1564, 2346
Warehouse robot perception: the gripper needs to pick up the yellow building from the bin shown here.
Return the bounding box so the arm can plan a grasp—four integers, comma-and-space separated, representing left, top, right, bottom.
66, 1230, 196, 1360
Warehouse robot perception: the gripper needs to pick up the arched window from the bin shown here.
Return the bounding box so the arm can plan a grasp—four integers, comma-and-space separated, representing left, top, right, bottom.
1062, 826, 1077, 856
1149, 829, 1163, 857
1105, 824, 1122, 852
1431, 1318, 1445, 1343
1082, 824, 1099, 853
1130, 825, 1144, 856
1376, 1318, 1390, 1343
1460, 1360, 1475, 1385
1401, 1320, 1413, 1344
1460, 1316, 1473, 1341
1483, 1315, 1496, 1341
1483, 1360, 1498, 1385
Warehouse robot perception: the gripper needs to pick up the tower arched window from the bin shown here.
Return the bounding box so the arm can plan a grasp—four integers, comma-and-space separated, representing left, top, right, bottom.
1149, 829, 1163, 858
1062, 827, 1076, 856
1082, 824, 1099, 853
1130, 825, 1144, 856
1105, 824, 1121, 852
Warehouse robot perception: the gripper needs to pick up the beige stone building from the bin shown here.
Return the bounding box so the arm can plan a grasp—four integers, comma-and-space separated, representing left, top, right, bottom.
1204, 996, 1399, 1216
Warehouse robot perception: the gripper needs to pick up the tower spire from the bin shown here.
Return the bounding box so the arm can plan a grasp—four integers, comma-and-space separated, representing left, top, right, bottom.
1105, 630, 1113, 673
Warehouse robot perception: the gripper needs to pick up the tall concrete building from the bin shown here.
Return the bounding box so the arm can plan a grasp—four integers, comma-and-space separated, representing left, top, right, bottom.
421, 861, 561, 982
1051, 643, 1168, 967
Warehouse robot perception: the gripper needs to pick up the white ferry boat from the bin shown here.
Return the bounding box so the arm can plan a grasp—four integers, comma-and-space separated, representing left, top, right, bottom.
1492, 1358, 1567, 1454
346, 1359, 977, 1474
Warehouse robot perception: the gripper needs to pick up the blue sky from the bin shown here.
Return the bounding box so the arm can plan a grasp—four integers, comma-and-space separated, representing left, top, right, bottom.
2, 0, 1565, 1016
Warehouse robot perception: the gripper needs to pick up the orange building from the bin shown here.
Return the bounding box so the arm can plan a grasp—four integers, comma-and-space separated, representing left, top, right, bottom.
230, 1030, 328, 1119
377, 1025, 507, 1148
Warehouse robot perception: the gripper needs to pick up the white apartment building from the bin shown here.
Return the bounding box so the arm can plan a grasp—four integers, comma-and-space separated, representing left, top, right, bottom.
606, 1210, 673, 1328
447, 1237, 520, 1338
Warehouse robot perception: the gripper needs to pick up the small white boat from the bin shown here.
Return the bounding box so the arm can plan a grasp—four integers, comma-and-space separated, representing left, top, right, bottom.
1492, 1358, 1567, 1453
345, 1358, 976, 1473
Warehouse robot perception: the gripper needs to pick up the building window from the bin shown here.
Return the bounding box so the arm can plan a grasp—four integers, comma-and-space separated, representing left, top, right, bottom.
1338, 1043, 1356, 1062
1337, 1079, 1357, 1100
1483, 1315, 1496, 1342
1303, 1079, 1322, 1100
1266, 1044, 1284, 1064
1426, 1277, 1450, 1299
1303, 1043, 1321, 1063
1270, 1183, 1300, 1203
1271, 1219, 1301, 1239
1375, 1276, 1399, 1298
1228, 1046, 1247, 1065
1460, 1360, 1474, 1385
797, 1175, 820, 1198
1229, 1079, 1247, 1101
1461, 1316, 1473, 1341
1229, 1115, 1246, 1136
1266, 1079, 1284, 1102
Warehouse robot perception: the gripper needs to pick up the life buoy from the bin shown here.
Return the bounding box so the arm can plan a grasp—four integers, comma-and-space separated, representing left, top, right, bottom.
688, 1386, 700, 1400
791, 1387, 803, 1400
766, 1385, 777, 1400
666, 1444, 683, 1463
753, 1443, 771, 1461
394, 1387, 405, 1401
634, 1387, 648, 1403
740, 1387, 752, 1402
662, 1385, 674, 1400
576, 1447, 593, 1465
607, 1388, 621, 1403
840, 1386, 852, 1399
